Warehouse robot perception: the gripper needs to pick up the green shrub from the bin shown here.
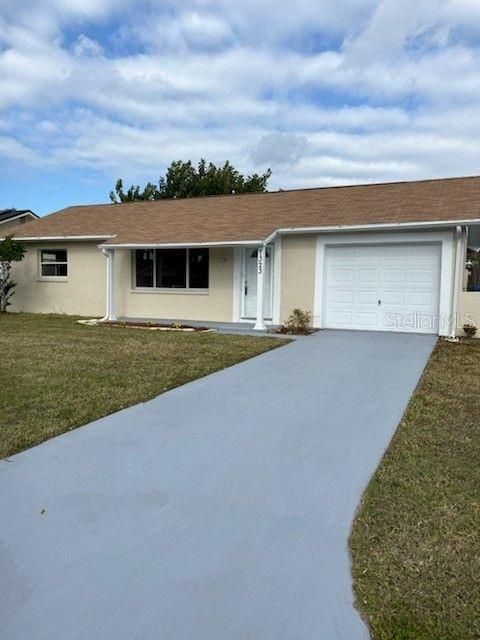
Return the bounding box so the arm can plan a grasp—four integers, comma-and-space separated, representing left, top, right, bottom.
284, 308, 311, 334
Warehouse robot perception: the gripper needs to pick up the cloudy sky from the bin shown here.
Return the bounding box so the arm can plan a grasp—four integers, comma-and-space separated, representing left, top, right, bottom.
1, 0, 480, 215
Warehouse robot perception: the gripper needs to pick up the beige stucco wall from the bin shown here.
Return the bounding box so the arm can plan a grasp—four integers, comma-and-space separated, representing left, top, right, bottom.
10, 242, 106, 316
454, 230, 480, 336
9, 234, 470, 336
10, 243, 235, 321
457, 292, 480, 336
115, 247, 234, 322
279, 234, 316, 324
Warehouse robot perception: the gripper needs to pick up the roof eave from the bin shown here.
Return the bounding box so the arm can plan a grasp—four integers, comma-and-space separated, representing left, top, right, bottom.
0, 211, 38, 225
12, 235, 115, 242
7, 219, 480, 248
100, 239, 263, 249
264, 218, 480, 244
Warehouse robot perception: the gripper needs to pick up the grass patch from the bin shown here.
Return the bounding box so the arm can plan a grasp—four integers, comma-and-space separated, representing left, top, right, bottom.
0, 313, 284, 458
350, 338, 480, 640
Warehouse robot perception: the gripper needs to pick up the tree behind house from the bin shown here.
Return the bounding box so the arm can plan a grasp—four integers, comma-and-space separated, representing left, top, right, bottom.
0, 236, 26, 313
110, 159, 272, 203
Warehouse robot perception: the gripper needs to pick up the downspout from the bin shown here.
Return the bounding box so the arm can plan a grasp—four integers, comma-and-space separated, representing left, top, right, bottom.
99, 248, 112, 322
449, 226, 464, 339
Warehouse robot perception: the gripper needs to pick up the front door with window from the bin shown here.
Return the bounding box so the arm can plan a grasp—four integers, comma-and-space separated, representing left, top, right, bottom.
242, 246, 272, 319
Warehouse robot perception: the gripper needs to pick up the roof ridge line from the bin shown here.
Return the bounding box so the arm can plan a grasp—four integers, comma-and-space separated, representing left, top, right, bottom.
44, 174, 480, 214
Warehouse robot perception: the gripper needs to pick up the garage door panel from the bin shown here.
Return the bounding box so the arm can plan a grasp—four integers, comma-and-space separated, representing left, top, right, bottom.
357, 290, 379, 305
380, 245, 407, 261
409, 269, 436, 284
354, 311, 378, 327
406, 291, 435, 307
381, 290, 405, 306
358, 268, 378, 284
324, 243, 441, 334
329, 289, 354, 304
380, 312, 439, 333
408, 244, 438, 258
383, 269, 406, 284
329, 246, 357, 263
357, 246, 380, 262
330, 310, 354, 326
329, 267, 354, 284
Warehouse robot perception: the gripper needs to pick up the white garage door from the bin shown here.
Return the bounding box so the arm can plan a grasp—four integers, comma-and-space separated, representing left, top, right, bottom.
324, 243, 441, 334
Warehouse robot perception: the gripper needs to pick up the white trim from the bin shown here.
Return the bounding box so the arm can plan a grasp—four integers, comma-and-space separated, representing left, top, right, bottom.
253, 245, 266, 331
240, 244, 274, 321
131, 288, 209, 295
132, 247, 210, 292
101, 248, 117, 321
313, 240, 325, 329
232, 247, 243, 322
265, 218, 480, 245
102, 240, 261, 249
313, 230, 455, 336
0, 212, 38, 225
38, 248, 68, 280
272, 236, 282, 325
17, 235, 114, 241
450, 226, 466, 337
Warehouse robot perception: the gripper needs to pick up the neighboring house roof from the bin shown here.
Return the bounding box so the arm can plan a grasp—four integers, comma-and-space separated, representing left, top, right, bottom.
0, 208, 38, 224
12, 176, 480, 246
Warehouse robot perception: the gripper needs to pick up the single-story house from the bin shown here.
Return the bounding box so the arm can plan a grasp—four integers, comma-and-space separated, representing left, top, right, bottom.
6, 176, 480, 336
0, 208, 38, 234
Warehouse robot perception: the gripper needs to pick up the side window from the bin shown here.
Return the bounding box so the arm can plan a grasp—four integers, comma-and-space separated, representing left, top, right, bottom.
156, 249, 187, 288
133, 248, 210, 289
135, 249, 154, 287
40, 250, 68, 277
189, 248, 209, 288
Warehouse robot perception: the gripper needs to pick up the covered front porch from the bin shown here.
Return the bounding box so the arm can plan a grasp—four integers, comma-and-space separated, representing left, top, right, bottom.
114, 317, 282, 336
101, 240, 281, 331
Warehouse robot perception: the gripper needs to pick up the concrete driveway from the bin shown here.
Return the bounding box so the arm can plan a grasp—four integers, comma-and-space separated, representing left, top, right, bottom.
0, 330, 436, 640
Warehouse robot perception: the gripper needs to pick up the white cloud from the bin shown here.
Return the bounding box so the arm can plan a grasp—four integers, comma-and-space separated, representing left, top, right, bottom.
73, 35, 104, 57
342, 0, 441, 64
250, 133, 309, 167
1, 0, 480, 204
135, 11, 233, 51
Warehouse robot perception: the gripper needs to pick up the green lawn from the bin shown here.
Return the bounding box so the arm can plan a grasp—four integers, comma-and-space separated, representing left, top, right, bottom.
0, 313, 283, 459
350, 338, 480, 640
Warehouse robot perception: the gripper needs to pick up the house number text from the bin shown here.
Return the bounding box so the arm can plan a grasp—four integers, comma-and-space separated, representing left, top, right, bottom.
257, 249, 263, 275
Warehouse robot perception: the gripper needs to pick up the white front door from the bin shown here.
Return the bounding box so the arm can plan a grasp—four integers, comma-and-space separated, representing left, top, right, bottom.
324, 243, 441, 334
243, 246, 272, 319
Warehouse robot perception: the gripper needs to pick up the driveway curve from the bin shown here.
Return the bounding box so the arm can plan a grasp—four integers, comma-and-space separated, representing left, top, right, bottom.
0, 330, 436, 640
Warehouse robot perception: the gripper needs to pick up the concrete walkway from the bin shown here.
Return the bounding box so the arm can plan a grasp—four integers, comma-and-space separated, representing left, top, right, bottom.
0, 331, 436, 640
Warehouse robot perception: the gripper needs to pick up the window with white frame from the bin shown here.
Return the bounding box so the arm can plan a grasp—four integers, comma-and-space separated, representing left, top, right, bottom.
40, 249, 68, 277
134, 248, 209, 289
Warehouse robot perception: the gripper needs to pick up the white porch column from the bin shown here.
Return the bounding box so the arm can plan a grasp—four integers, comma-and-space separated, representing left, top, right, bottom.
449, 225, 465, 338
102, 248, 117, 321
253, 244, 266, 331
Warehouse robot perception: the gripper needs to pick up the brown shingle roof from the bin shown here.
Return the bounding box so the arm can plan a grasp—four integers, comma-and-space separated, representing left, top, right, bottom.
13, 176, 480, 245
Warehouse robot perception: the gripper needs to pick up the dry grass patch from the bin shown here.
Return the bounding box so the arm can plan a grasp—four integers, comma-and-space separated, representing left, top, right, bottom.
350, 338, 480, 640
0, 313, 283, 458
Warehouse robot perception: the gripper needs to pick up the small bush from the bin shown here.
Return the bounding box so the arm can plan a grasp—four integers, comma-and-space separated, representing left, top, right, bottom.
284, 308, 312, 334
463, 323, 477, 338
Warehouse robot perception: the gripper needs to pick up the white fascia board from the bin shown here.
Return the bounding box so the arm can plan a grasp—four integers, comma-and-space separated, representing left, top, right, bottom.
100, 240, 262, 249
264, 218, 480, 244
0, 212, 38, 225
14, 235, 115, 241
